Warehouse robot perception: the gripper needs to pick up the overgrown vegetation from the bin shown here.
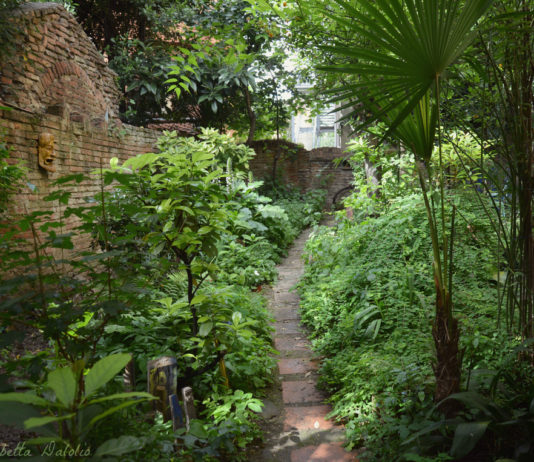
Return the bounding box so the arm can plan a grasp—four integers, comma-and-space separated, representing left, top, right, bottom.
1, 0, 534, 460
299, 138, 534, 460
0, 131, 324, 460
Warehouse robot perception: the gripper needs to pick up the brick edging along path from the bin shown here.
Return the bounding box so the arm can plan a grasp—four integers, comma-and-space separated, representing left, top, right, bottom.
248, 227, 357, 462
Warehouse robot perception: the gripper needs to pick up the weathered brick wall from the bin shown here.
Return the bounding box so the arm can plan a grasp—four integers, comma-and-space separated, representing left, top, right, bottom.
0, 107, 158, 248
249, 141, 354, 209
1, 2, 119, 122
249, 140, 309, 190
0, 3, 160, 252
308, 147, 354, 207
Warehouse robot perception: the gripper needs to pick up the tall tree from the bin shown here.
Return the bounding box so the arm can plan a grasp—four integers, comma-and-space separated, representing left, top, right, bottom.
316, 0, 493, 404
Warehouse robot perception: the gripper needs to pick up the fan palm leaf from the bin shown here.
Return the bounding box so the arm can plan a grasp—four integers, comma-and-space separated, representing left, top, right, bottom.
319, 0, 493, 138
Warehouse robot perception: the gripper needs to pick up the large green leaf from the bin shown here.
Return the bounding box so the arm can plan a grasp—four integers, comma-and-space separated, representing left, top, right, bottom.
319, 0, 493, 140
450, 421, 490, 459
0, 392, 49, 407
441, 391, 506, 420
87, 398, 151, 430
87, 392, 156, 405
24, 413, 75, 430
94, 435, 145, 457
84, 353, 132, 398
47, 367, 76, 407
198, 321, 214, 337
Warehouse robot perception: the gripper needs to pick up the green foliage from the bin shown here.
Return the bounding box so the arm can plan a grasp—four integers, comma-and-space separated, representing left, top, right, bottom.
342, 133, 418, 217
0, 173, 141, 368
151, 389, 262, 461
215, 181, 325, 288
298, 192, 505, 459
404, 344, 534, 461
167, 36, 255, 115
108, 37, 175, 125
0, 133, 25, 213
0, 353, 154, 458
217, 234, 278, 288
100, 284, 276, 396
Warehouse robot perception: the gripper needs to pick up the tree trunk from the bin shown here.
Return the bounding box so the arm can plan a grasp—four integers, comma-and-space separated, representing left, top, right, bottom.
244, 86, 256, 145
363, 155, 381, 197
432, 280, 461, 406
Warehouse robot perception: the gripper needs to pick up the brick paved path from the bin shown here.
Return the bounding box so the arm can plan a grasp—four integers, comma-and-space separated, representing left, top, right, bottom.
249, 227, 357, 462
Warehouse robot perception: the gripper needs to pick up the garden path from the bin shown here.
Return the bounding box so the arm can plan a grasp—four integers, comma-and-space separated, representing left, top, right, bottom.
248, 225, 357, 462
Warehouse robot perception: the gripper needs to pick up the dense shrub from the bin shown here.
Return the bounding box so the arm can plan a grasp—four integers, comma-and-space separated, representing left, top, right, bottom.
0, 129, 326, 460
298, 192, 521, 460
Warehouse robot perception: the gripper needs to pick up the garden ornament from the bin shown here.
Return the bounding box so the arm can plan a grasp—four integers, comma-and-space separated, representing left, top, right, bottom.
38, 132, 56, 172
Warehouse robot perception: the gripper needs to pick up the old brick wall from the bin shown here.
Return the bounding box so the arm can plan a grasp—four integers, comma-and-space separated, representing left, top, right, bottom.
249, 141, 354, 209
0, 108, 158, 247
0, 3, 160, 251
1, 2, 119, 122
249, 140, 309, 190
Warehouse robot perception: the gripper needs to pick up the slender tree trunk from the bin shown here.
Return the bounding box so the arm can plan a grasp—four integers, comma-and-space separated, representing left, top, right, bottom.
433, 285, 461, 403
417, 161, 462, 407
244, 86, 256, 145
363, 155, 381, 198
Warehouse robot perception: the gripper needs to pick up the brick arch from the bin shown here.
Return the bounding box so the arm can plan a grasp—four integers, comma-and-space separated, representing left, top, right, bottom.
35, 61, 108, 123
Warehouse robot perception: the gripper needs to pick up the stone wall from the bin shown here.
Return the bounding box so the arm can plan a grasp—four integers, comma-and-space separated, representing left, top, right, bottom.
249, 141, 354, 208
0, 3, 160, 250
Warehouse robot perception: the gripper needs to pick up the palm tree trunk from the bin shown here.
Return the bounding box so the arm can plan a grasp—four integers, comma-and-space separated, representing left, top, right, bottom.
432, 283, 461, 403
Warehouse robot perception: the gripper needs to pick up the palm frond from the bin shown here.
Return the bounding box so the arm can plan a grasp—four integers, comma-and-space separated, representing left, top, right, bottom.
319, 0, 493, 145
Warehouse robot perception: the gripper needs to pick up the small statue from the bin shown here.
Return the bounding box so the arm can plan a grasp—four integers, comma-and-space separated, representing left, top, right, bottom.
38, 132, 56, 172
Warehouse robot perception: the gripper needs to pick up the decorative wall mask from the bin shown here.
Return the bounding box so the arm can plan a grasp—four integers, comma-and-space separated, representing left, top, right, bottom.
38, 132, 56, 172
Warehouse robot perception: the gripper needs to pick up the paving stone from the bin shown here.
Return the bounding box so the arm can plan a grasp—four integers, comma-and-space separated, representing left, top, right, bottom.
272, 307, 300, 321
278, 358, 319, 375
290, 442, 356, 462
279, 349, 315, 359
284, 405, 334, 431
282, 381, 327, 404
274, 336, 311, 351
274, 292, 300, 304
275, 320, 304, 335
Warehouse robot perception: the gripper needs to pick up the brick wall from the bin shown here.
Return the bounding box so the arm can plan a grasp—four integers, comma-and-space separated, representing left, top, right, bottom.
1, 2, 119, 122
249, 141, 354, 209
0, 107, 158, 248
0, 3, 160, 252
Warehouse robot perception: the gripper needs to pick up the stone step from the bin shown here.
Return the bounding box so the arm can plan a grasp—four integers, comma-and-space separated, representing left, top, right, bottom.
282, 381, 328, 405
272, 307, 301, 321
278, 358, 319, 375
274, 320, 305, 335
290, 442, 356, 462
284, 405, 335, 432
274, 336, 312, 351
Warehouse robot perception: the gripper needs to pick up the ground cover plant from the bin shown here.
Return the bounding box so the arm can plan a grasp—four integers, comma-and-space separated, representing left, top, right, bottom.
0, 130, 325, 460
298, 134, 534, 460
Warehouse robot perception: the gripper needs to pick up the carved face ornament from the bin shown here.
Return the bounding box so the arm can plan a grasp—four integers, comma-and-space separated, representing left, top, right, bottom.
38, 132, 56, 172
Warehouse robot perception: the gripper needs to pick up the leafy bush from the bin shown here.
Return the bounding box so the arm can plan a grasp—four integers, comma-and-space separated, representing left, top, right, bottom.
0, 133, 25, 213
298, 192, 509, 459
0, 126, 326, 458
0, 353, 154, 458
